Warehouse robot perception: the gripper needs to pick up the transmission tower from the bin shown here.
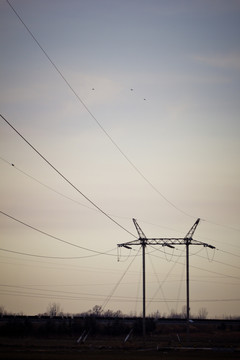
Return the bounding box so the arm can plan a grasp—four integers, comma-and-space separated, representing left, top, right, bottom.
117, 218, 215, 339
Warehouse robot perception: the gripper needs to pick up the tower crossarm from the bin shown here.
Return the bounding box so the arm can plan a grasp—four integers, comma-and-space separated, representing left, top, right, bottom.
118, 237, 216, 249
145, 237, 185, 246
117, 218, 215, 250
146, 237, 215, 249
117, 239, 143, 249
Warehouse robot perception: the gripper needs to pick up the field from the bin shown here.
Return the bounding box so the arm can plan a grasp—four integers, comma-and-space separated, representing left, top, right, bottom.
0, 317, 239, 359
0, 331, 239, 360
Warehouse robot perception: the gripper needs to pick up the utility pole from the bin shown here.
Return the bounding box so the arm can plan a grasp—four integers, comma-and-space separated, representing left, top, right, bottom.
117, 218, 215, 341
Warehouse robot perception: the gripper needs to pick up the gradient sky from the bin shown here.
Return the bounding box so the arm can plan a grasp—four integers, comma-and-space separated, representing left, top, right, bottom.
0, 0, 240, 318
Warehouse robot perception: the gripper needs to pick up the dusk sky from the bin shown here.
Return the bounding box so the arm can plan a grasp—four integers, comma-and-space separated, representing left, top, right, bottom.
0, 0, 240, 318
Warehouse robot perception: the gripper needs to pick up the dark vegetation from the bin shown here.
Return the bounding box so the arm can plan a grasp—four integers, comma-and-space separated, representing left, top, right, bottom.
0, 315, 239, 359
0, 303, 239, 359
0, 314, 239, 341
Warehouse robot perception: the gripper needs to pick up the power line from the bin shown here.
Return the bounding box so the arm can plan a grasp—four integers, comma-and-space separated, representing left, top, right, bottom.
0, 210, 117, 257
0, 114, 136, 238
218, 248, 240, 259
201, 218, 240, 233
0, 247, 116, 260
5, 0, 195, 219
5, 1, 240, 234
149, 244, 240, 272
0, 284, 137, 302
101, 247, 141, 310
147, 250, 170, 313
3, 154, 240, 238
147, 247, 185, 310
0, 156, 133, 223
196, 252, 240, 271
0, 206, 228, 281
0, 156, 97, 213
0, 288, 238, 305
2, 157, 239, 244
148, 251, 240, 280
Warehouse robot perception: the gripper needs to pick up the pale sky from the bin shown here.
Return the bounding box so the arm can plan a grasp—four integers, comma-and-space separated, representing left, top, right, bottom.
0, 0, 240, 318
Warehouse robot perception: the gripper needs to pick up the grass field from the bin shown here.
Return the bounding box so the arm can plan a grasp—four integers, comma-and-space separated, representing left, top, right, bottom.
0, 348, 239, 360
0, 333, 239, 360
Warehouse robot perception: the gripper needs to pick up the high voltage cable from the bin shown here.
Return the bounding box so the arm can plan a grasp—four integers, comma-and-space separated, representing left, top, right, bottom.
0, 114, 136, 238
0, 284, 137, 301
2, 156, 239, 240
5, 1, 240, 234
1, 287, 238, 304
148, 251, 240, 280
1, 208, 238, 275
219, 249, 240, 259
0, 247, 115, 260
146, 247, 185, 310
3, 248, 239, 285
5, 0, 194, 219
0, 156, 97, 213
147, 250, 170, 312
0, 285, 239, 304
0, 210, 118, 257
0, 156, 130, 222
149, 244, 240, 271
101, 247, 141, 310
1, 208, 238, 274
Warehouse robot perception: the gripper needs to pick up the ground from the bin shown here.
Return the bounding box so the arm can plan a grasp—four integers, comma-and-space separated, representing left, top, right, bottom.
0, 331, 239, 360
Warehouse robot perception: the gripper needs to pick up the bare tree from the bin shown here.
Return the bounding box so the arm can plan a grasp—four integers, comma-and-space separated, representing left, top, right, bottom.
198, 307, 208, 319
91, 305, 102, 316
0, 305, 6, 316
46, 302, 62, 317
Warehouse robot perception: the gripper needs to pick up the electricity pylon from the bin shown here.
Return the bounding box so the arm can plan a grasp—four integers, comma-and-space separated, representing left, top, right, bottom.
117, 218, 215, 339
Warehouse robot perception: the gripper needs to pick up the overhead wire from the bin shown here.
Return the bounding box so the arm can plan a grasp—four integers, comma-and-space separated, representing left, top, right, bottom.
3, 154, 240, 253
5, 0, 195, 220
196, 251, 240, 271
2, 156, 240, 254
1, 285, 239, 305
0, 284, 139, 303
0, 254, 145, 281
0, 210, 117, 257
0, 156, 140, 224
148, 241, 239, 271
0, 114, 136, 238
0, 157, 182, 226
0, 247, 116, 260
2, 207, 239, 309
149, 250, 240, 280
0, 156, 97, 213
1, 285, 239, 306
147, 249, 170, 313
4, 1, 240, 232
146, 246, 185, 310
146, 242, 240, 274
3, 152, 240, 244
101, 247, 141, 310
218, 248, 240, 259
